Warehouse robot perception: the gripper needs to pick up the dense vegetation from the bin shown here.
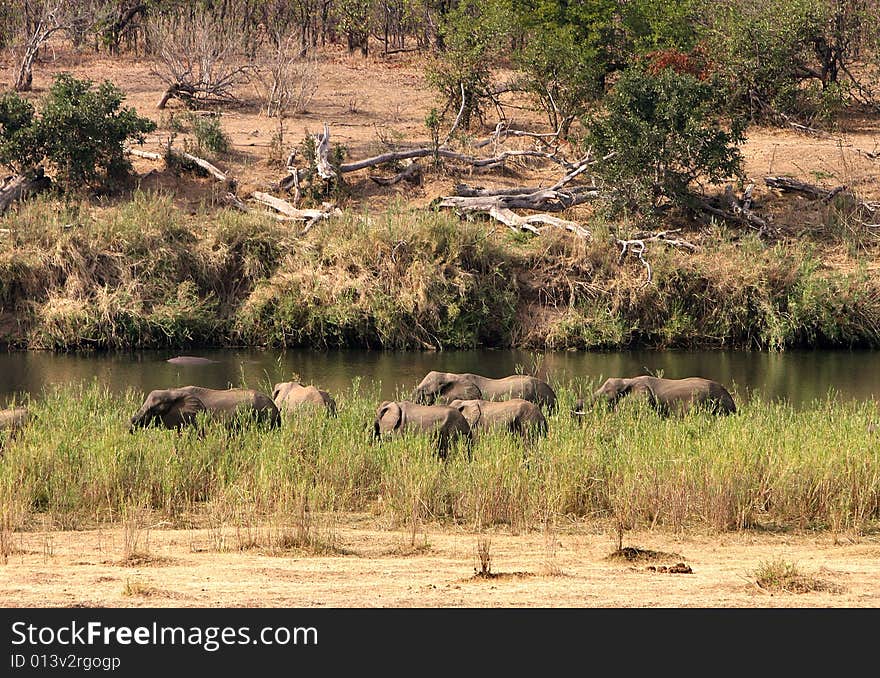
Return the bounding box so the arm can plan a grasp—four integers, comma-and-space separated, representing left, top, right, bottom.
1, 194, 879, 351
1, 382, 878, 539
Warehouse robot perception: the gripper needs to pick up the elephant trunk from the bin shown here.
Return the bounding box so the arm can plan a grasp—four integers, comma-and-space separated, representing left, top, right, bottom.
129, 407, 155, 432
411, 388, 430, 405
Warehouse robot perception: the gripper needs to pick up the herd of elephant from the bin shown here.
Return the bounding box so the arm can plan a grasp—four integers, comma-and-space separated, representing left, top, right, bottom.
1, 365, 738, 459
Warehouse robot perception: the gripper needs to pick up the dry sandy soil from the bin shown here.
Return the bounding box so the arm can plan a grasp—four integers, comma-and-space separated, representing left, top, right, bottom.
1, 47, 879, 610
2, 516, 879, 608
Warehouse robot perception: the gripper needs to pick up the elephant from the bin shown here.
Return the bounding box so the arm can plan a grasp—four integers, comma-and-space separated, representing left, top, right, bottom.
272, 381, 337, 417
129, 386, 280, 432
0, 407, 31, 453
373, 400, 472, 459
590, 376, 737, 416
449, 398, 547, 440
412, 371, 557, 411
166, 356, 217, 365
0, 406, 30, 432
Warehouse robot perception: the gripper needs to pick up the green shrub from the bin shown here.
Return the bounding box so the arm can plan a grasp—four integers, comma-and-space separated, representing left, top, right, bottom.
0, 74, 156, 189
0, 93, 39, 174
187, 112, 231, 157
584, 64, 746, 214
425, 0, 513, 130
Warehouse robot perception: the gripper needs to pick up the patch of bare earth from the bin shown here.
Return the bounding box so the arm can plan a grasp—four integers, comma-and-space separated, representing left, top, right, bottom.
1, 516, 877, 608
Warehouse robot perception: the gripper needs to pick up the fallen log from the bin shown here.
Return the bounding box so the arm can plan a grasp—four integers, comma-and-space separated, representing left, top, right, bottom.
250, 191, 340, 224
764, 176, 840, 201
127, 146, 234, 188
764, 175, 878, 214
453, 183, 600, 198
693, 195, 776, 238
0, 170, 52, 214
486, 206, 592, 239
179, 151, 231, 185
370, 161, 422, 186
438, 187, 601, 213
127, 148, 164, 161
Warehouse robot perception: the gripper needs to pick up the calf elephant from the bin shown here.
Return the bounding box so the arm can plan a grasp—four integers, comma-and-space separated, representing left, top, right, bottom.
273, 381, 337, 417
373, 400, 472, 459
412, 371, 557, 411
449, 398, 547, 440
129, 386, 280, 432
591, 376, 737, 416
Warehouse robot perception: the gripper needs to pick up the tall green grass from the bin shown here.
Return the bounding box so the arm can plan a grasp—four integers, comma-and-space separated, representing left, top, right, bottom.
1, 381, 878, 536
2, 192, 879, 350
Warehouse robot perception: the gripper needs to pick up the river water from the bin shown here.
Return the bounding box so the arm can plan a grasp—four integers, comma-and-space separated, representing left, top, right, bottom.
1, 348, 878, 408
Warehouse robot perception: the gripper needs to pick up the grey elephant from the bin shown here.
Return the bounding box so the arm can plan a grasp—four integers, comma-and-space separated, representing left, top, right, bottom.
0, 406, 31, 454
166, 356, 217, 365
449, 398, 547, 440
272, 381, 337, 417
591, 376, 737, 416
0, 406, 30, 432
373, 400, 472, 459
412, 371, 557, 411
130, 386, 280, 432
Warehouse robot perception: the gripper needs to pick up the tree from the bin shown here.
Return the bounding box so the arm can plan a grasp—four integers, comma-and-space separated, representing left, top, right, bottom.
0, 74, 157, 188
585, 63, 746, 215
9, 0, 100, 91
334, 0, 373, 55
425, 0, 513, 129
514, 22, 604, 136
706, 0, 876, 122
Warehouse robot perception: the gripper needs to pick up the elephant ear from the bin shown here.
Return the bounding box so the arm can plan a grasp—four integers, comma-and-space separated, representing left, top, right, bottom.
459, 401, 482, 427
628, 381, 658, 407
441, 381, 481, 402
164, 393, 206, 428
272, 384, 283, 401
376, 401, 402, 432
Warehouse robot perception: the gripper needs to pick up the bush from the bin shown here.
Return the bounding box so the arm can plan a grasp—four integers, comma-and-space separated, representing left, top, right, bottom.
515, 23, 604, 136
584, 64, 746, 215
0, 74, 156, 188
187, 112, 231, 156
0, 93, 39, 174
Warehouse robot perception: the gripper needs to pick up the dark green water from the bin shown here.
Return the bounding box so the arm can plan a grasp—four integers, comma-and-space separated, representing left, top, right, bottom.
1, 348, 878, 408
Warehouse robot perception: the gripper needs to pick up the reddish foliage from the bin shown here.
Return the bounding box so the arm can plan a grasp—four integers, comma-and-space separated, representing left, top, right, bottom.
643, 45, 713, 80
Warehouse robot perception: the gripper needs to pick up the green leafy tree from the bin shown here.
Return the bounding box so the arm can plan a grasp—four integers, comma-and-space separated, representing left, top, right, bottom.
0, 74, 156, 188
334, 0, 374, 56
585, 64, 746, 214
0, 93, 41, 174
425, 0, 514, 129
619, 0, 702, 54
706, 0, 871, 123
39, 74, 157, 186
515, 22, 604, 136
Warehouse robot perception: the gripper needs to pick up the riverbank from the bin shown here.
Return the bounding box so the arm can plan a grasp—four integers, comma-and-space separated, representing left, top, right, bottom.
2, 194, 879, 352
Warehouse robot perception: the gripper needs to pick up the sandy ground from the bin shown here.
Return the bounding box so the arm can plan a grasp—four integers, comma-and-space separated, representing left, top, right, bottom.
2, 515, 879, 608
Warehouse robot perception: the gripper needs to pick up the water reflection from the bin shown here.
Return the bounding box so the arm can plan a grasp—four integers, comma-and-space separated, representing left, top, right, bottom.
0, 348, 877, 408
